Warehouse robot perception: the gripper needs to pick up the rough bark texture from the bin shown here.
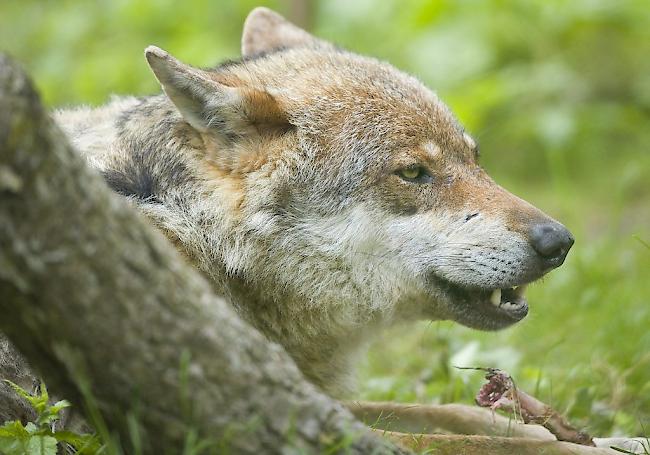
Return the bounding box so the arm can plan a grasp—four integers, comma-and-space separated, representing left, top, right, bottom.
0, 54, 406, 454
0, 336, 36, 425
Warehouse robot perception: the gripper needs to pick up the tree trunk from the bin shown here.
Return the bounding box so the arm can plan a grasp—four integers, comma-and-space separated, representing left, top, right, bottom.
0, 54, 406, 454
0, 336, 37, 425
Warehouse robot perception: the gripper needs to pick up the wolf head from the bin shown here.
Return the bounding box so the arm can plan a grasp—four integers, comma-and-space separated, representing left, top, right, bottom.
139, 8, 573, 392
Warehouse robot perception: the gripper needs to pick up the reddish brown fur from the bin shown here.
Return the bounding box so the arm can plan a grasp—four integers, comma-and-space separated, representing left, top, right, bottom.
56, 7, 573, 397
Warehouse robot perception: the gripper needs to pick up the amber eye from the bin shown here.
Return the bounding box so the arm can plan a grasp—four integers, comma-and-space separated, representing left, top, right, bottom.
396, 166, 433, 183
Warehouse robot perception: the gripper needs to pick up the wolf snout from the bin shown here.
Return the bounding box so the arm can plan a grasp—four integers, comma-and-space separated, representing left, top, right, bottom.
529, 222, 574, 269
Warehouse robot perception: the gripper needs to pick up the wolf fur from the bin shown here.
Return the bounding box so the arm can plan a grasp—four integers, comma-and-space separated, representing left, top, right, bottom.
54, 8, 572, 397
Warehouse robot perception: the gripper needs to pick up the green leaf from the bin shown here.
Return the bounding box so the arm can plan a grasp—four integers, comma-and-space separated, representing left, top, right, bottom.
30, 382, 50, 414
0, 435, 29, 455
0, 420, 30, 438
50, 400, 71, 413
36, 399, 72, 427
3, 379, 50, 414
53, 431, 102, 452
3, 380, 32, 402
26, 435, 57, 455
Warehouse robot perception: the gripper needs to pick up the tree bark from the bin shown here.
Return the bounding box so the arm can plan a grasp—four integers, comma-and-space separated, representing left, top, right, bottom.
0, 54, 407, 454
0, 336, 37, 425
0, 54, 633, 454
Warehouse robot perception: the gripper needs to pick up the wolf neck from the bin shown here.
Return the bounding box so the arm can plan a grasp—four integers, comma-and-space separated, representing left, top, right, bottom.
55, 95, 382, 397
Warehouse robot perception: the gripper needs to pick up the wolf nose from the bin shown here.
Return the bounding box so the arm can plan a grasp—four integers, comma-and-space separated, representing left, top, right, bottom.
529, 222, 574, 268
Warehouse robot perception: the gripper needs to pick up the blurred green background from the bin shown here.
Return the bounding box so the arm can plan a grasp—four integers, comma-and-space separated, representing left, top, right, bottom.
1, 0, 648, 439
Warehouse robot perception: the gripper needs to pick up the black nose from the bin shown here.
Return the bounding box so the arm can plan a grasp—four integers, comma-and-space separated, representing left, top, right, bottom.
529, 222, 574, 268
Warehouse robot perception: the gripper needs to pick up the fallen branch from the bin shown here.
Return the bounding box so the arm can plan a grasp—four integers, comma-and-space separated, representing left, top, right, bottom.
353, 402, 643, 454
347, 401, 555, 439
382, 431, 618, 455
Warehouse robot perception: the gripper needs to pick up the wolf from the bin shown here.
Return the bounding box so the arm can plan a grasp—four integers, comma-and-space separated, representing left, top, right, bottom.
55, 7, 573, 399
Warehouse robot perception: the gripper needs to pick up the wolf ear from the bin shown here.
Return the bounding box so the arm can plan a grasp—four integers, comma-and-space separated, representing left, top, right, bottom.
145, 45, 289, 139
241, 7, 334, 57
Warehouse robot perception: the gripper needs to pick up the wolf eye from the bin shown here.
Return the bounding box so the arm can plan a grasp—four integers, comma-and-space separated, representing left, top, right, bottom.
396, 166, 433, 183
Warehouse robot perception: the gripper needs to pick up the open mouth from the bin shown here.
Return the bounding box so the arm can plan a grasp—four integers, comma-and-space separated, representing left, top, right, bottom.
485, 285, 529, 321
431, 276, 532, 329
